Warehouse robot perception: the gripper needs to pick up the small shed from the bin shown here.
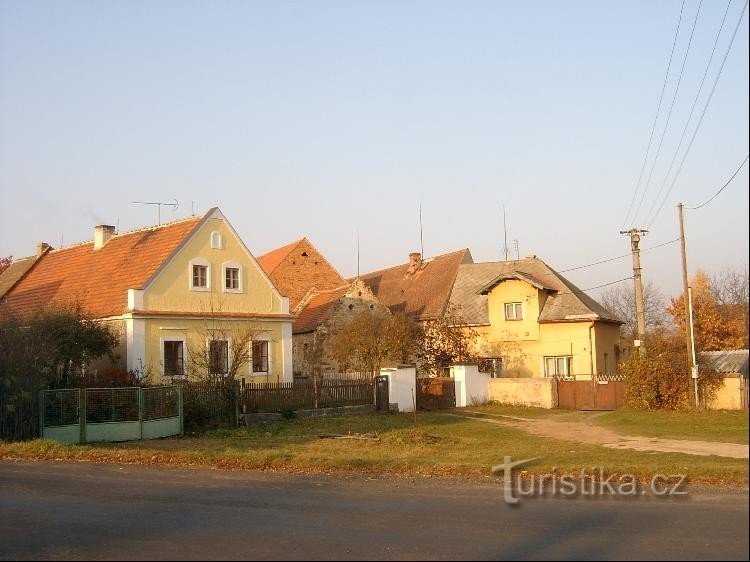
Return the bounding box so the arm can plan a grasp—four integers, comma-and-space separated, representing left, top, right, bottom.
700, 350, 748, 410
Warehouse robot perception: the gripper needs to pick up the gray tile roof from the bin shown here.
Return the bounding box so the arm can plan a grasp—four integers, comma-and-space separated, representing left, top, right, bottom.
0, 255, 39, 300
700, 350, 749, 376
449, 257, 622, 325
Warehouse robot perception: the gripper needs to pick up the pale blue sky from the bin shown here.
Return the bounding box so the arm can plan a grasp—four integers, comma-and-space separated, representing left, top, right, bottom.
1, 0, 747, 297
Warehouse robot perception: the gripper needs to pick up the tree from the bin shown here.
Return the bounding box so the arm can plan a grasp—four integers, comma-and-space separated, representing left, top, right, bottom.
418, 304, 478, 376
327, 310, 421, 375
601, 280, 669, 338
0, 256, 11, 276
667, 269, 748, 351
619, 332, 724, 410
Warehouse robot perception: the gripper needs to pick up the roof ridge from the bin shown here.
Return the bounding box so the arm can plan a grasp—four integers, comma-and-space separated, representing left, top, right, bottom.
47, 215, 201, 254
360, 248, 469, 278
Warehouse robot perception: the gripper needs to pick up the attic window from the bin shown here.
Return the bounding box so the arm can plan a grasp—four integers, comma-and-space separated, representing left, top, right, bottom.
301, 251, 308, 257
348, 304, 354, 310
211, 232, 223, 249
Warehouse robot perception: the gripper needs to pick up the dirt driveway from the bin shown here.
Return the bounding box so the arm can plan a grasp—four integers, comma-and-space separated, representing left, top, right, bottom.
454, 411, 750, 459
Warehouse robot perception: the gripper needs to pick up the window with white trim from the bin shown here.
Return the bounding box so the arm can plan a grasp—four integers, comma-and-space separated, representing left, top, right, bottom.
189, 258, 210, 291
544, 356, 572, 378
209, 339, 229, 375
211, 231, 223, 249
163, 340, 185, 378
222, 261, 242, 293
252, 340, 269, 374
504, 302, 523, 320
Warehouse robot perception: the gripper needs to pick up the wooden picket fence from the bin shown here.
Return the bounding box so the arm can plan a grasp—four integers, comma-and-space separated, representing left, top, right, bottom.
242, 380, 375, 412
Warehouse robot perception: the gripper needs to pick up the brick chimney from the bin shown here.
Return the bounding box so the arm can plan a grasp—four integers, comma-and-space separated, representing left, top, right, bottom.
94, 225, 116, 250
36, 242, 51, 257
406, 252, 422, 275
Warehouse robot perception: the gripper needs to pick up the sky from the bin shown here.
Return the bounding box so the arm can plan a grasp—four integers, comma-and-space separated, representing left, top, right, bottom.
1, 0, 748, 299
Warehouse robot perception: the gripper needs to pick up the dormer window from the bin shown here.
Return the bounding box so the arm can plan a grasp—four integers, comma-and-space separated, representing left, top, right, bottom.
504, 302, 523, 321
211, 231, 223, 249
189, 258, 211, 291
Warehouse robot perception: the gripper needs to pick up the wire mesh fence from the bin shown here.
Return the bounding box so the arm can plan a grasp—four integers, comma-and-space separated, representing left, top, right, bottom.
42, 389, 80, 427
85, 388, 140, 423
143, 386, 180, 421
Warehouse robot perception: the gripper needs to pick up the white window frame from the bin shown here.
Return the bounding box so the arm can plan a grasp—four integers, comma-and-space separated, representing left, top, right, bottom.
222, 261, 243, 294
189, 258, 211, 292
249, 339, 271, 376
211, 231, 223, 249
206, 337, 231, 377
544, 356, 573, 378
504, 302, 523, 321
160, 337, 187, 379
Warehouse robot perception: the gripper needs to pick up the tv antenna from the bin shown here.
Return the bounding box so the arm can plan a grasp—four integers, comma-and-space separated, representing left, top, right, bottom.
419, 204, 424, 258
131, 199, 179, 225
502, 204, 509, 261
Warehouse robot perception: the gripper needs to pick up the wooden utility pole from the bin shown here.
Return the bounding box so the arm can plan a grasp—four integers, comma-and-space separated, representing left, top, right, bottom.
678, 203, 700, 407
620, 228, 648, 355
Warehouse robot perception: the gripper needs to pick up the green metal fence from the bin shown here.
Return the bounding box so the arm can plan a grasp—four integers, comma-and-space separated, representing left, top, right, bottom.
40, 386, 183, 444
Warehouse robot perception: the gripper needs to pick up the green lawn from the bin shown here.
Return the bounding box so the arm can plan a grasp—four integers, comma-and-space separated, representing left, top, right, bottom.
1, 411, 747, 485
592, 409, 749, 444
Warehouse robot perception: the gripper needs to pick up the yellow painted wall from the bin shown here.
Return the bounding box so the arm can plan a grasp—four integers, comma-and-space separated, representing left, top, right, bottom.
142, 317, 285, 384
473, 281, 621, 378
143, 216, 284, 314
707, 377, 745, 410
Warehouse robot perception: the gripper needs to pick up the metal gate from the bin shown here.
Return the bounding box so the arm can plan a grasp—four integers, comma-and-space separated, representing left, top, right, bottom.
374, 376, 390, 412
416, 377, 456, 410
556, 378, 625, 411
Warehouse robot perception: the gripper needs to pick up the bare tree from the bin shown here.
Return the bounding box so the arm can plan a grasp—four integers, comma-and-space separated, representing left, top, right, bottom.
601, 281, 669, 338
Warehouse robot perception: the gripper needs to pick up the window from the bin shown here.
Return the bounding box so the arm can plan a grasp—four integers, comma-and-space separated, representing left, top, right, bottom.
544, 356, 572, 378
163, 341, 185, 378
504, 302, 523, 321
225, 267, 239, 290
209, 340, 229, 375
211, 231, 223, 249
193, 265, 208, 288
252, 340, 269, 373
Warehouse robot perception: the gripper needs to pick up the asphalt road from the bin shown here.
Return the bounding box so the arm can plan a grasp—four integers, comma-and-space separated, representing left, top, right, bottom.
0, 461, 747, 561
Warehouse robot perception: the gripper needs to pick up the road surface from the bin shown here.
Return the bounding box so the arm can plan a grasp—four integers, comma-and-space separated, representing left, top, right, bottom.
1, 461, 747, 560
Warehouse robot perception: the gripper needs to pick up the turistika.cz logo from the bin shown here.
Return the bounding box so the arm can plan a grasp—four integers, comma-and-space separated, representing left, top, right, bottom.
492, 456, 688, 505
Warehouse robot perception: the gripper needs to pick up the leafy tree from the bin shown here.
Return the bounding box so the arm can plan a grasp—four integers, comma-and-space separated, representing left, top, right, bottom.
0, 256, 11, 276
327, 310, 421, 375
418, 304, 478, 376
619, 332, 723, 410
667, 269, 748, 351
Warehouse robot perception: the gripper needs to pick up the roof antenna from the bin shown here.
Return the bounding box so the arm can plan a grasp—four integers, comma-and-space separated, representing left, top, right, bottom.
513, 239, 519, 261
131, 199, 179, 225
502, 204, 509, 261
116, 217, 120, 234
419, 204, 424, 258
356, 228, 360, 278
191, 200, 196, 216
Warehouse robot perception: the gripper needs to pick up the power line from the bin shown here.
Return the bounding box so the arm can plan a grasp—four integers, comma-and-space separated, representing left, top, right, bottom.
687, 154, 749, 209
555, 238, 680, 275
644, 0, 734, 224
633, 0, 704, 226
646, 0, 749, 228
555, 277, 635, 296
621, 0, 687, 230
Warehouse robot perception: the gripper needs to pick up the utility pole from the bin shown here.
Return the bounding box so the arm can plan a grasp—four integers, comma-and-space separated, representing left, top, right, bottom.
678, 203, 699, 407
620, 228, 648, 355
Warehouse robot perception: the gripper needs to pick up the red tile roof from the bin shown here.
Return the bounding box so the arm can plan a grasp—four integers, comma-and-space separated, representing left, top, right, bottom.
256, 239, 303, 276
292, 285, 349, 334
1, 216, 203, 319
356, 249, 473, 321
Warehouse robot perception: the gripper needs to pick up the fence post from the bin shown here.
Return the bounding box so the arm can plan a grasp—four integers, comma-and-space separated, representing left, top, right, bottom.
234, 382, 240, 428
78, 388, 86, 445
39, 390, 45, 439
178, 386, 184, 436
139, 387, 144, 440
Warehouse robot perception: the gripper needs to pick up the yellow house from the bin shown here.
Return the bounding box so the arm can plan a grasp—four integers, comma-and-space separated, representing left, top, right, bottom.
0, 208, 294, 384
449, 257, 623, 378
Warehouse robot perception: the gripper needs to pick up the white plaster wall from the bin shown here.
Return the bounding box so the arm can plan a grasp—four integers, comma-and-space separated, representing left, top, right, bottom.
380, 366, 416, 413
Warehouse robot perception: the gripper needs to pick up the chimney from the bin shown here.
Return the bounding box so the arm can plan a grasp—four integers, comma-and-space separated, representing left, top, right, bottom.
406, 252, 422, 275
36, 242, 51, 257
94, 225, 116, 250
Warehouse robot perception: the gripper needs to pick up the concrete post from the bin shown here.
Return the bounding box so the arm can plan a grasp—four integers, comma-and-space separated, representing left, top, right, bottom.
450, 364, 490, 408
379, 365, 417, 413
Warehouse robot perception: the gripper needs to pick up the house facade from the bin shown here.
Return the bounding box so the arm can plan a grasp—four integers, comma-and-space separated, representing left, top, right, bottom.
0, 208, 294, 383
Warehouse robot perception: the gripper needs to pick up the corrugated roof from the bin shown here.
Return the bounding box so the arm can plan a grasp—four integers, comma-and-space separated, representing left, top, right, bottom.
0, 255, 40, 299
700, 350, 749, 376
356, 249, 473, 321
0, 215, 203, 319
256, 239, 303, 276
449, 258, 622, 325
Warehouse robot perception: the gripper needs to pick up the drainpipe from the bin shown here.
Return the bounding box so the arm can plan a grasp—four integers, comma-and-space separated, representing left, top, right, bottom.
589, 322, 595, 379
